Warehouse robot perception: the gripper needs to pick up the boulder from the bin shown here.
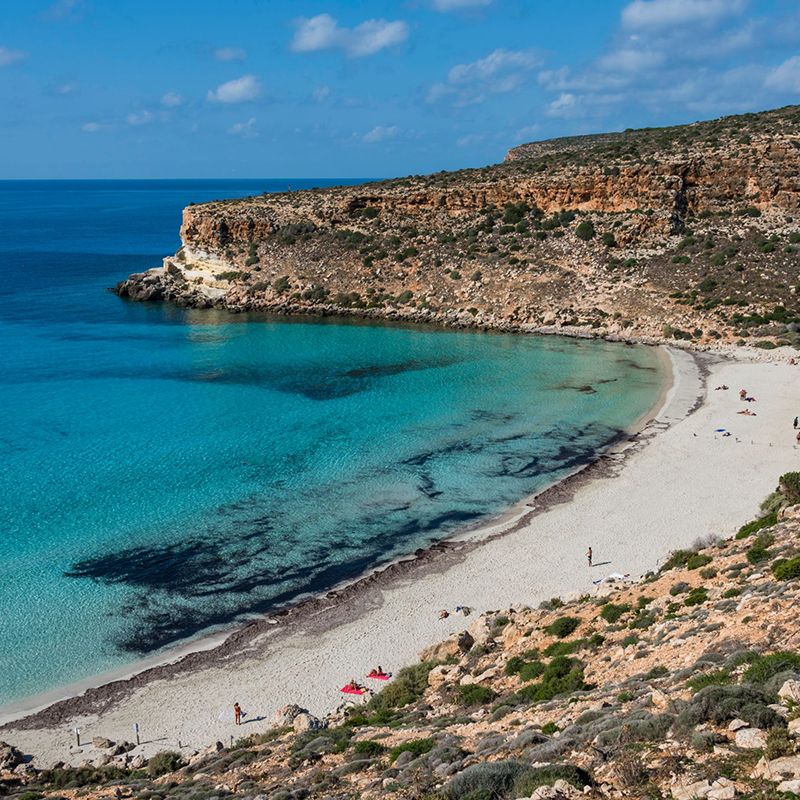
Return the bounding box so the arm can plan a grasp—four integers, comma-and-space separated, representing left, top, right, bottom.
0, 742, 24, 771
734, 728, 767, 749
728, 719, 749, 732
467, 615, 493, 645
671, 779, 712, 799
130, 755, 147, 769
778, 680, 800, 704
751, 755, 800, 779
293, 713, 325, 733
13, 763, 36, 776
92, 737, 114, 749
777, 780, 800, 794
419, 630, 474, 662
789, 718, 800, 737
276, 704, 308, 724
428, 664, 463, 689
96, 754, 113, 766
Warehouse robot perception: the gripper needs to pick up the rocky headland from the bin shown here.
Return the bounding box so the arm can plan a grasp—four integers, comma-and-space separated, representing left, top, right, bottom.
115, 104, 800, 350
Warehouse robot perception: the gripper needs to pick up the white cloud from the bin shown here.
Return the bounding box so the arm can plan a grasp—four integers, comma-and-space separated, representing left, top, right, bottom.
433, 0, 493, 10
621, 0, 747, 29
39, 0, 87, 22
127, 110, 153, 126
214, 47, 247, 62
362, 125, 399, 143
312, 85, 330, 102
545, 92, 623, 119
207, 74, 261, 104
456, 133, 486, 147
429, 48, 542, 106
765, 56, 800, 92
57, 81, 79, 95
81, 121, 113, 133
513, 124, 541, 143
227, 118, 258, 138
160, 91, 183, 107
449, 48, 542, 84
291, 14, 408, 58
0, 46, 26, 67
596, 49, 665, 72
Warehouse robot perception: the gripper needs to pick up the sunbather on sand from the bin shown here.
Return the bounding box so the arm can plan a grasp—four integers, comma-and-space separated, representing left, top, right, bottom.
347, 679, 361, 691
439, 609, 449, 619
368, 667, 387, 677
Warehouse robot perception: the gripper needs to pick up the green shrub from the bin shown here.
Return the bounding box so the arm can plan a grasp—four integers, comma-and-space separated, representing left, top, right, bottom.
602, 232, 616, 247
764, 727, 793, 760
389, 737, 435, 763
518, 661, 546, 682
545, 616, 581, 638
743, 652, 800, 684
621, 634, 639, 647
457, 684, 497, 706
690, 731, 718, 751
645, 665, 669, 680
723, 587, 741, 598
661, 550, 697, 571
543, 640, 577, 658
576, 221, 595, 241
353, 740, 385, 756
367, 661, 439, 711
687, 554, 712, 570
505, 656, 526, 676
773, 555, 800, 581
736, 511, 777, 539
147, 751, 184, 777
677, 684, 782, 731
746, 544, 771, 564
540, 721, 559, 735
600, 603, 630, 623
686, 669, 732, 692
780, 472, 800, 502
670, 581, 691, 596
39, 766, 134, 789
444, 760, 532, 800
630, 613, 656, 630
512, 764, 591, 795
273, 275, 291, 293
515, 656, 587, 704
700, 567, 717, 580
684, 587, 708, 606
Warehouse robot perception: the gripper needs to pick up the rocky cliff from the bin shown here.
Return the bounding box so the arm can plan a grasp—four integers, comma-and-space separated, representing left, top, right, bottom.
5, 473, 800, 799
115, 104, 800, 348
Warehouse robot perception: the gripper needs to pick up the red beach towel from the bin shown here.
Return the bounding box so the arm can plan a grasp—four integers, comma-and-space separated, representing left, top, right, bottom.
341, 686, 366, 695
367, 674, 391, 680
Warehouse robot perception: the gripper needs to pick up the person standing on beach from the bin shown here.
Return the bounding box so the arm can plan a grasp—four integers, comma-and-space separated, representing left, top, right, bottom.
234, 702, 242, 725
587, 547, 593, 567
794, 417, 798, 430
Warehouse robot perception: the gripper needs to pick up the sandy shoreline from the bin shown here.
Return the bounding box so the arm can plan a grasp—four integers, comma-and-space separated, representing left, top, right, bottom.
4, 345, 800, 764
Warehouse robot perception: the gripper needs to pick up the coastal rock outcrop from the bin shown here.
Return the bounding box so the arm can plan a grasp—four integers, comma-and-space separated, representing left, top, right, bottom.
114, 104, 800, 350
0, 742, 23, 771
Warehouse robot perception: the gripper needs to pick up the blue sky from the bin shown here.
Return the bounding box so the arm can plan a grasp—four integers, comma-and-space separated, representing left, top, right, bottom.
2, 0, 800, 179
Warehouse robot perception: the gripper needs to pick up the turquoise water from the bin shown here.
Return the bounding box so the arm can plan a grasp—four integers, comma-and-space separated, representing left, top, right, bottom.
0, 180, 665, 707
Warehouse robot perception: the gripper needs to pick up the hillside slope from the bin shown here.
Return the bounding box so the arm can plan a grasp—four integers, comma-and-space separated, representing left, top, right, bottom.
4, 474, 800, 799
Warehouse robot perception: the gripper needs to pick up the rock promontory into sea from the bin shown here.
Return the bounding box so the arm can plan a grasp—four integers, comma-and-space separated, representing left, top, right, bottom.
116, 104, 800, 350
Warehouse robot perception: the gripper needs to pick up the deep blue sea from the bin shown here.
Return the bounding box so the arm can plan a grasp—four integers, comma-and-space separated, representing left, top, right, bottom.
0, 180, 665, 707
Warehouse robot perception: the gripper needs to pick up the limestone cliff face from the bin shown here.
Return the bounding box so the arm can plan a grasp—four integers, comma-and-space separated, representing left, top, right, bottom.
116, 104, 800, 347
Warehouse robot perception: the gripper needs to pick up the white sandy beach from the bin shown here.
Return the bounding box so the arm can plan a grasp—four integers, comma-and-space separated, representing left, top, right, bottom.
4, 347, 800, 764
